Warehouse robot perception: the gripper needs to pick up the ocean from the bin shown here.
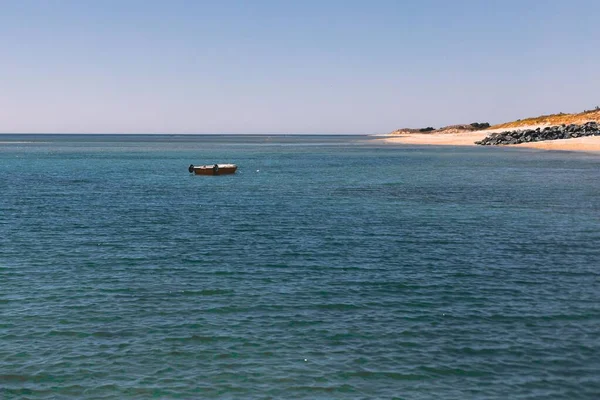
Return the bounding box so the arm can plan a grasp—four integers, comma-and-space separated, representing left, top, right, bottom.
1, 134, 599, 399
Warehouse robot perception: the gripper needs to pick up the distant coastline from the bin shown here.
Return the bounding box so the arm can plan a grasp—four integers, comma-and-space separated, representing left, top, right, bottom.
383, 107, 600, 152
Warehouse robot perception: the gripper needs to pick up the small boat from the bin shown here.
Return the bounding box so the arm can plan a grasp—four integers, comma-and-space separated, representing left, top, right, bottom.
188, 163, 237, 175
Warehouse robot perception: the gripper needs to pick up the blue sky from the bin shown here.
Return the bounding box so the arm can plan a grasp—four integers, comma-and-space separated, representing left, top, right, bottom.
1, 0, 599, 133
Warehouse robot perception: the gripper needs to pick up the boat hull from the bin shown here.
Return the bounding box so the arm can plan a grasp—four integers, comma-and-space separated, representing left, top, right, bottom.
189, 164, 237, 175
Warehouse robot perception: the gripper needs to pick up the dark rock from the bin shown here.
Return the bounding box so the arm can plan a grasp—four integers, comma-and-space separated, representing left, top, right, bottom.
476, 123, 600, 146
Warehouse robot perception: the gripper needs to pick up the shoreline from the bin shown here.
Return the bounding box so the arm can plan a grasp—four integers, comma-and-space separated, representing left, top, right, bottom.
380, 126, 600, 153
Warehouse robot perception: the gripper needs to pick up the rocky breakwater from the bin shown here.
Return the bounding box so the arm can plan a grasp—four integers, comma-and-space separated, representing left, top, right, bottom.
476, 122, 600, 145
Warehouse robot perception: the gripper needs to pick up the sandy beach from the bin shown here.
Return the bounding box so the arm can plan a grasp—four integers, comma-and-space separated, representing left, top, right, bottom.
381, 131, 489, 146
513, 137, 600, 151
381, 127, 600, 152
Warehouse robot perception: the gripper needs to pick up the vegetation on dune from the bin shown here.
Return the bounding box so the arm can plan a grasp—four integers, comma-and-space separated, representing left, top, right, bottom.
393, 123, 490, 135
492, 107, 600, 129
390, 105, 600, 136
470, 122, 490, 129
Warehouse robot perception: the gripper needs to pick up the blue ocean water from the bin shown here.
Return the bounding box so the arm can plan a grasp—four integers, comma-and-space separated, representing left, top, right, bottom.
1, 134, 599, 399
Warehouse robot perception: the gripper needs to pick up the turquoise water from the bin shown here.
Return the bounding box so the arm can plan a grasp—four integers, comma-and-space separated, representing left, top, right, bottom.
1, 135, 599, 399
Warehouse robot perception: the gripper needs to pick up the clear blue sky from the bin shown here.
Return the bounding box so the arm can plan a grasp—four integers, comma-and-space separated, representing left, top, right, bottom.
1, 0, 599, 134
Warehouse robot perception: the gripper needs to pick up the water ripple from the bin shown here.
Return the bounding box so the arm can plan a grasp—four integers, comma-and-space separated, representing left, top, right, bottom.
1, 137, 599, 398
